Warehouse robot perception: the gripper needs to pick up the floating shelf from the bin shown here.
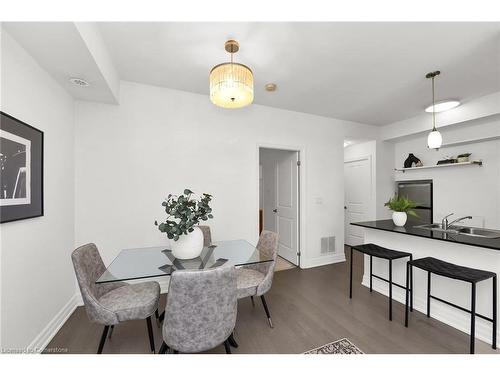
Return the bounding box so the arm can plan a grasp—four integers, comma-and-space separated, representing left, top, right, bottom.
395, 160, 483, 173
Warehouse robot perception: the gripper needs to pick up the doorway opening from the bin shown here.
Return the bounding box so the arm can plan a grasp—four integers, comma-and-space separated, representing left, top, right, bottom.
259, 147, 300, 270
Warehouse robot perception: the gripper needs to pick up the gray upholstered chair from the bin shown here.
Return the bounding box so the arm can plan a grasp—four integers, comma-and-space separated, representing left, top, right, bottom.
236, 230, 279, 328
199, 225, 212, 247
71, 243, 160, 353
159, 264, 238, 354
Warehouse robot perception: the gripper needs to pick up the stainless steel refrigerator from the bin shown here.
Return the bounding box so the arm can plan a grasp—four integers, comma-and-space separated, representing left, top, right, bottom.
397, 180, 433, 224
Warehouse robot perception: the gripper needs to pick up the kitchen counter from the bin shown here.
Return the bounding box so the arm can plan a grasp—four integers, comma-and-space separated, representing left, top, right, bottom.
351, 219, 500, 251
349, 219, 500, 347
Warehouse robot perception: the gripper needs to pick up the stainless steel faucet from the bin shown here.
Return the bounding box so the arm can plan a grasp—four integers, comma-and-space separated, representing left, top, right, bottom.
441, 213, 473, 230
441, 213, 454, 230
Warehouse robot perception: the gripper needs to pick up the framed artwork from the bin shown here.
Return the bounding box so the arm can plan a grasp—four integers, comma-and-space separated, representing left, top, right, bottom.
0, 111, 44, 223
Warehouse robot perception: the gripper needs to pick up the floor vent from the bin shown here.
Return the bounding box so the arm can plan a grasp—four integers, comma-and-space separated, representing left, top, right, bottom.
321, 236, 336, 254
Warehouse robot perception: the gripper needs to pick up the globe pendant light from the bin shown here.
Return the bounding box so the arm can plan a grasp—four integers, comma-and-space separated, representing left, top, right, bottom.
426, 71, 442, 150
210, 40, 254, 109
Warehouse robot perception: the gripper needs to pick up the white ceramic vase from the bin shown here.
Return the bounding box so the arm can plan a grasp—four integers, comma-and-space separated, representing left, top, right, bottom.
171, 226, 204, 259
392, 211, 407, 227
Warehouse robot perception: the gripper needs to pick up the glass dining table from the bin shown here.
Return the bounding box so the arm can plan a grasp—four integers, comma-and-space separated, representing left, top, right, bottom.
96, 239, 272, 284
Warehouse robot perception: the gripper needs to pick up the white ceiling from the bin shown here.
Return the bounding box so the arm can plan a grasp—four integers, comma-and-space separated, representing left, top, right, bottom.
4, 22, 500, 125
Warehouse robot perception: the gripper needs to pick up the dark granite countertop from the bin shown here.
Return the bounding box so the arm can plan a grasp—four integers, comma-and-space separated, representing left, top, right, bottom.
351, 219, 500, 251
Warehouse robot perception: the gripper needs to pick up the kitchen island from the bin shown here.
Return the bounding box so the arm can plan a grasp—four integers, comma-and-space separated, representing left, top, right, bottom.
351, 219, 500, 346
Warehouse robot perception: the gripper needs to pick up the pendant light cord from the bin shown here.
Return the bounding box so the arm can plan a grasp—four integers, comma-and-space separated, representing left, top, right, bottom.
432, 76, 436, 131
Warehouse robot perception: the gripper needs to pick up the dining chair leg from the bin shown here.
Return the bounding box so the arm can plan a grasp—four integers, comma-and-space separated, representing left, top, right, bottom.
146, 317, 155, 353
224, 340, 232, 354
159, 341, 168, 354
260, 295, 273, 328
158, 311, 165, 323
250, 296, 255, 307
97, 325, 109, 354
108, 325, 114, 339
228, 332, 239, 348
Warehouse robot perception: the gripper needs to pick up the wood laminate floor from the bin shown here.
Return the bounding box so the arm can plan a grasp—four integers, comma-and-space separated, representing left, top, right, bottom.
45, 247, 498, 354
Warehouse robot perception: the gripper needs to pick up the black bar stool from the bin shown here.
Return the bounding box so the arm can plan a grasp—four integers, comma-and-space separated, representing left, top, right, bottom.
405, 257, 497, 354
349, 243, 413, 320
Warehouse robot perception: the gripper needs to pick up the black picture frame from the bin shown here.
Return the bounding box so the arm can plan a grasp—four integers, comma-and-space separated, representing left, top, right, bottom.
0, 111, 44, 223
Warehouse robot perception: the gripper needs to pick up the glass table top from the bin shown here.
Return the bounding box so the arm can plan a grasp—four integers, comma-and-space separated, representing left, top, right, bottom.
96, 239, 272, 284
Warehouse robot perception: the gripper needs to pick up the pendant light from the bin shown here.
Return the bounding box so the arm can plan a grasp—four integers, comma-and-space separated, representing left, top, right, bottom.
210, 40, 254, 109
426, 71, 442, 150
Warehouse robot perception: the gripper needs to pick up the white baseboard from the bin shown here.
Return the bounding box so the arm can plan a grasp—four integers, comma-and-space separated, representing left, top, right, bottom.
301, 252, 346, 269
27, 293, 80, 353
361, 275, 497, 346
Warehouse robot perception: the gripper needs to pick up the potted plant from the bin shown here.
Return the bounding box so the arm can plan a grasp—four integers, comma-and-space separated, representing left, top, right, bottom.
384, 195, 419, 227
155, 189, 213, 259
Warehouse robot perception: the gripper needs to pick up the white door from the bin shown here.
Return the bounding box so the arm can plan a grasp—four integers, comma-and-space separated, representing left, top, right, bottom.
344, 158, 372, 246
274, 151, 299, 265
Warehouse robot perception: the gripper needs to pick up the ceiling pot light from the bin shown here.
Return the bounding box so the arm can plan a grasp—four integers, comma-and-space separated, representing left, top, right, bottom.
69, 77, 90, 87
425, 100, 460, 113
425, 71, 443, 150
210, 40, 253, 109
265, 83, 277, 92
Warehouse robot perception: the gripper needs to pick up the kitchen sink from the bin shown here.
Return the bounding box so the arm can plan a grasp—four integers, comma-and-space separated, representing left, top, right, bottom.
455, 227, 500, 239
415, 224, 500, 239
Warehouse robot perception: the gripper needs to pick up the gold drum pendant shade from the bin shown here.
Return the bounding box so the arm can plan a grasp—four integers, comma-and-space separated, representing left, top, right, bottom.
210, 40, 254, 108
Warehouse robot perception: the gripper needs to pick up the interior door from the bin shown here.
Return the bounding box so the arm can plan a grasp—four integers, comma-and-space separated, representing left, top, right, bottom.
344, 158, 372, 246
274, 151, 299, 265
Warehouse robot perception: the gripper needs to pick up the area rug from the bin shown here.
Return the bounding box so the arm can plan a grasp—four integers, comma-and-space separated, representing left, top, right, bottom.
304, 338, 364, 354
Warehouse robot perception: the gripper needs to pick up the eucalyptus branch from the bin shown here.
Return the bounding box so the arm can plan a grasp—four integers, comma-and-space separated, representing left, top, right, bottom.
155, 189, 214, 241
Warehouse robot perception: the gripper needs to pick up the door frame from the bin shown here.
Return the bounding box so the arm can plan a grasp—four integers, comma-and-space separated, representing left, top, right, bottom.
257, 143, 304, 268
344, 155, 375, 245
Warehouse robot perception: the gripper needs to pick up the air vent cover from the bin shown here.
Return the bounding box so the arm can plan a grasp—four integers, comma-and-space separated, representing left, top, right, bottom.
320, 236, 336, 254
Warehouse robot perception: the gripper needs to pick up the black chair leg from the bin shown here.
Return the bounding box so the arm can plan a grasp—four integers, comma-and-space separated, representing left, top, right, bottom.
228, 332, 239, 348
224, 340, 232, 354
389, 259, 393, 321
369, 255, 373, 292
250, 296, 255, 307
260, 295, 273, 328
493, 275, 497, 350
405, 262, 409, 327
228, 333, 238, 348
349, 246, 353, 298
108, 325, 114, 339
427, 271, 431, 318
158, 311, 165, 323
146, 316, 155, 353
97, 325, 109, 354
470, 282, 476, 354
409, 255, 413, 311
159, 341, 168, 354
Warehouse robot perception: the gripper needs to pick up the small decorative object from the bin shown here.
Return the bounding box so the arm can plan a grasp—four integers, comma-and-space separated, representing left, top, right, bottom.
457, 153, 471, 163
403, 153, 422, 168
0, 112, 43, 223
415, 160, 423, 167
155, 189, 213, 259
384, 195, 419, 227
436, 156, 457, 165
425, 70, 443, 150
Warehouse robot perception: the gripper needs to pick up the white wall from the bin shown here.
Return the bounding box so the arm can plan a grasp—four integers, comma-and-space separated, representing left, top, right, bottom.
75, 81, 352, 269
394, 115, 500, 229
0, 30, 76, 350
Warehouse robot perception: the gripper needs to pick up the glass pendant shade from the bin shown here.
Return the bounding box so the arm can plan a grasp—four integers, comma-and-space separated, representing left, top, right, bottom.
210, 62, 253, 108
427, 129, 442, 149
